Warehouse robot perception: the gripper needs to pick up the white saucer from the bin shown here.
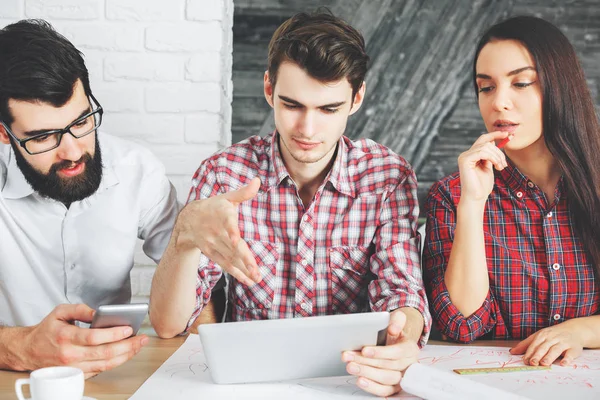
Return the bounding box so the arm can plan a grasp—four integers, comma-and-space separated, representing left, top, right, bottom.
27, 398, 96, 400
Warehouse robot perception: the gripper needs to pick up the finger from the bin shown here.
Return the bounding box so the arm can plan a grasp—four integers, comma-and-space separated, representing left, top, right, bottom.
510, 334, 535, 355
526, 338, 557, 366
76, 336, 147, 374
221, 177, 261, 205
213, 231, 238, 258
342, 351, 404, 372
355, 376, 401, 397
224, 210, 241, 247
235, 239, 261, 282
475, 146, 506, 170
483, 142, 508, 164
561, 347, 583, 366
82, 335, 148, 361
347, 362, 402, 386
207, 236, 259, 284
540, 342, 569, 366
522, 336, 542, 364
387, 310, 407, 339
228, 266, 256, 287
473, 131, 510, 146
53, 303, 95, 323
205, 248, 254, 286
461, 146, 504, 171
70, 325, 134, 346
361, 340, 418, 362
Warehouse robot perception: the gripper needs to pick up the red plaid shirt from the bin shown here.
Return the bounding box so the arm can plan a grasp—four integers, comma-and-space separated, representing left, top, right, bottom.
423, 160, 600, 343
186, 133, 430, 345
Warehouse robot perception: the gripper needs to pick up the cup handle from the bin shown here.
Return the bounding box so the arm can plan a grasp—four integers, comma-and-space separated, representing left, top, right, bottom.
15, 378, 30, 400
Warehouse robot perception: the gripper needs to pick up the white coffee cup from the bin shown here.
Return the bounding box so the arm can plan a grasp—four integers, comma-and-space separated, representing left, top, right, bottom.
15, 366, 84, 400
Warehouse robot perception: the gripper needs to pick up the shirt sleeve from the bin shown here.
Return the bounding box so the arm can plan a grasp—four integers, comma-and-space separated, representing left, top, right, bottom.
422, 182, 500, 343
368, 169, 431, 347
184, 159, 225, 331
137, 154, 182, 264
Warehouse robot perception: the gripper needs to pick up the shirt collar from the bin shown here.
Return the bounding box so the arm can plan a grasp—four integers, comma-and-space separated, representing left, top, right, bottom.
498, 157, 529, 196
269, 132, 291, 188
1, 133, 119, 200
498, 157, 564, 201
95, 133, 119, 194
324, 136, 355, 197
2, 147, 34, 199
265, 132, 355, 198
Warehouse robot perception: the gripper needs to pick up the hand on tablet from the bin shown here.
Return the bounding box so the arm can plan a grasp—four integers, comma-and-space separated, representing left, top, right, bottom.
342, 309, 420, 397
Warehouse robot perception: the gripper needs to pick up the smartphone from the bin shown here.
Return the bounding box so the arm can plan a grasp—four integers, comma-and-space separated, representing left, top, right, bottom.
90, 303, 148, 336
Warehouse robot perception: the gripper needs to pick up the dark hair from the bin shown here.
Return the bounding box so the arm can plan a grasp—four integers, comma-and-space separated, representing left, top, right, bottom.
0, 19, 92, 126
267, 9, 369, 99
473, 16, 600, 281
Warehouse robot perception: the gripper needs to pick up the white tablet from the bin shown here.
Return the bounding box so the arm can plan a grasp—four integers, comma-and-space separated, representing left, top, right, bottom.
198, 311, 390, 384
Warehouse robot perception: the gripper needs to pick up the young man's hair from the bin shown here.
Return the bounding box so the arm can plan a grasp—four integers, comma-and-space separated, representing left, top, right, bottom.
0, 19, 92, 125
267, 9, 369, 99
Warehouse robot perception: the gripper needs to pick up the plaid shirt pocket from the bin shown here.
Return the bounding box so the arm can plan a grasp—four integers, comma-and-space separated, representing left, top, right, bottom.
328, 246, 372, 314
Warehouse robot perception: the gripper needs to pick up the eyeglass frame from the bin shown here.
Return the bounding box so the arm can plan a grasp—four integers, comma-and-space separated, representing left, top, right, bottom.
0, 93, 104, 155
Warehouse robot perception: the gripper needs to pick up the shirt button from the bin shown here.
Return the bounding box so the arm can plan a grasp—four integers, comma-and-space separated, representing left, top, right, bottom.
552, 263, 561, 271
300, 259, 308, 266
302, 215, 309, 223
70, 264, 76, 270
547, 212, 553, 218
527, 181, 534, 188
516, 191, 523, 198
553, 314, 561, 321
301, 302, 309, 311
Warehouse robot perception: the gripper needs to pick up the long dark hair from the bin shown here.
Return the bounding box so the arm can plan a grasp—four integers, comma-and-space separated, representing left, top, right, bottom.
473, 16, 600, 282
0, 19, 92, 125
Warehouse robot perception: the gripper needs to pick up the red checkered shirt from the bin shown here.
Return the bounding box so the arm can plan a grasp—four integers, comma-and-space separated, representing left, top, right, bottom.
423, 160, 600, 343
186, 132, 431, 345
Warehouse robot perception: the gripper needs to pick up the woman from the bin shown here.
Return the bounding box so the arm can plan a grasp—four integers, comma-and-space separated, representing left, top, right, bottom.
423, 15, 600, 367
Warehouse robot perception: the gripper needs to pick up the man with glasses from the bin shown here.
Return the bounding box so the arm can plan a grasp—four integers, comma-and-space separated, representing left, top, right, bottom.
1, 93, 104, 204
0, 19, 253, 377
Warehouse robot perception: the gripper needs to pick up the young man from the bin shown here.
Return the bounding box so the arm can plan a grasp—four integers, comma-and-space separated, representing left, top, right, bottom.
0, 19, 252, 377
151, 11, 430, 397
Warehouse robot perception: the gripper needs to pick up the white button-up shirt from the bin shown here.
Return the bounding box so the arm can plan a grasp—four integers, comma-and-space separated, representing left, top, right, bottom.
0, 132, 180, 327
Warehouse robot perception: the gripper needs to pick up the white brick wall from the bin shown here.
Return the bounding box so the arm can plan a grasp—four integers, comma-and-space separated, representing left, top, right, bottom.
0, 0, 234, 300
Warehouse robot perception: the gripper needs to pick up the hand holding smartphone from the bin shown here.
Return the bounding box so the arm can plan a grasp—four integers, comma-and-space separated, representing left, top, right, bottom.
90, 303, 148, 336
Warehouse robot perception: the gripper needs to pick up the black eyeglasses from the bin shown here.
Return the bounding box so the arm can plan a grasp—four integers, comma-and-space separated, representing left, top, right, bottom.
1, 94, 103, 155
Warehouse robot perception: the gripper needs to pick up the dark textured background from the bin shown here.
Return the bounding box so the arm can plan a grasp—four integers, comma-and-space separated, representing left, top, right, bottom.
231, 0, 600, 210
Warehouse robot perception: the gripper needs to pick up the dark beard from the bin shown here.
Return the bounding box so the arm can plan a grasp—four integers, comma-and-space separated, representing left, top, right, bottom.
10, 134, 103, 205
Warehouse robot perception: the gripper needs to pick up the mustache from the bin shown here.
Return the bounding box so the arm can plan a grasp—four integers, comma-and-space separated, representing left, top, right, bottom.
49, 153, 92, 175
